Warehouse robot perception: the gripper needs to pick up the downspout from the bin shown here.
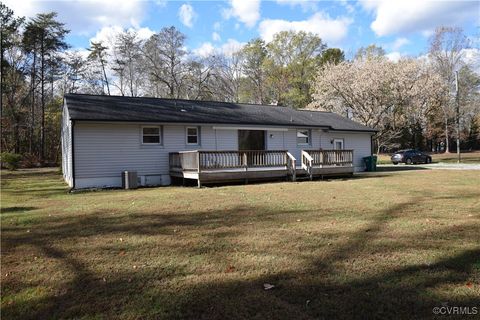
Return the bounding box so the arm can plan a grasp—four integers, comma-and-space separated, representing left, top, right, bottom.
69, 120, 76, 192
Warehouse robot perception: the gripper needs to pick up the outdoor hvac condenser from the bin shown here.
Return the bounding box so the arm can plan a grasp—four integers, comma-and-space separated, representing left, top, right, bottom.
122, 171, 138, 189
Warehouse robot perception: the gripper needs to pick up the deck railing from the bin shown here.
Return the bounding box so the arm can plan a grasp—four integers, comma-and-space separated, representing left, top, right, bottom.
301, 149, 353, 180
170, 150, 293, 172
303, 149, 354, 167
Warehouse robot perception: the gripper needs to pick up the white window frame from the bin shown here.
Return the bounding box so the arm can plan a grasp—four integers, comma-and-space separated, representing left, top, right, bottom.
141, 126, 162, 145
186, 126, 200, 145
333, 138, 344, 150
296, 129, 311, 146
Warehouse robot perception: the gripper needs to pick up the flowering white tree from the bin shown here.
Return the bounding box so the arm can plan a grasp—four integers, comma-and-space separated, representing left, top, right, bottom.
309, 56, 447, 153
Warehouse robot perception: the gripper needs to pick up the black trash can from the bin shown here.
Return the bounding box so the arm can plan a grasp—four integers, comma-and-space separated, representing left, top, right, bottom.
363, 156, 378, 172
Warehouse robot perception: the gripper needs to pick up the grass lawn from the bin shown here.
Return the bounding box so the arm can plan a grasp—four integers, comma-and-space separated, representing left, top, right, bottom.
1, 168, 479, 319
377, 151, 480, 164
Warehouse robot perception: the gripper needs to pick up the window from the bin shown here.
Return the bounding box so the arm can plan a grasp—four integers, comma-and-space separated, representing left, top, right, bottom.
334, 138, 344, 150
186, 127, 199, 145
297, 129, 310, 145
142, 126, 161, 144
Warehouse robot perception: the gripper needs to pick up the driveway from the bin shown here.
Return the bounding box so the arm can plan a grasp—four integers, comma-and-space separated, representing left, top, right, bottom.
378, 162, 480, 171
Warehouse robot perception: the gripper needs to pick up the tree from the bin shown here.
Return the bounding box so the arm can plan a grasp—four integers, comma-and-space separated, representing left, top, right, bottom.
319, 48, 344, 66
62, 51, 87, 94
1, 3, 24, 117
112, 30, 144, 97
214, 51, 243, 102
88, 41, 110, 95
429, 26, 470, 153
240, 38, 268, 104
354, 44, 386, 61
1, 16, 30, 154
23, 12, 69, 160
266, 31, 325, 108
143, 26, 187, 98
309, 57, 447, 153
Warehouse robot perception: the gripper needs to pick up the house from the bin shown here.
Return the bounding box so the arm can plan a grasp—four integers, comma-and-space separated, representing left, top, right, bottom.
61, 94, 376, 189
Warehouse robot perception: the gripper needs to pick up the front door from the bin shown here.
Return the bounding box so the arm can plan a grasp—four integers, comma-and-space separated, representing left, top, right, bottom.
238, 130, 265, 151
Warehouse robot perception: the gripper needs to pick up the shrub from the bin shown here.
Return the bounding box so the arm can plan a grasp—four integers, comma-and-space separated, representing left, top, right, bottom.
0, 152, 23, 170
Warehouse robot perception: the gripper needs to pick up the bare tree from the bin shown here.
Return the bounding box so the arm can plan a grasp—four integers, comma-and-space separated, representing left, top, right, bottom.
429, 26, 470, 153
112, 30, 144, 97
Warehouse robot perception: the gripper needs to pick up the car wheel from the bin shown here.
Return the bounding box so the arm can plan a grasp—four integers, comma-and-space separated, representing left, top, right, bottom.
405, 158, 412, 165
426, 157, 431, 164
392, 162, 398, 165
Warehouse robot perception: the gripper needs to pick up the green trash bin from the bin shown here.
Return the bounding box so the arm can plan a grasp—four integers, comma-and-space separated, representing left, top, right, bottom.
363, 156, 378, 172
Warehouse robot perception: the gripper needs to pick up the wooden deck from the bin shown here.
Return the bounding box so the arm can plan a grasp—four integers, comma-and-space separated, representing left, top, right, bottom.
169, 149, 354, 187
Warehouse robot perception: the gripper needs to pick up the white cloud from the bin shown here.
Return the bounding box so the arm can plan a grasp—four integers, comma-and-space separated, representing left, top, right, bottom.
193, 42, 216, 58
461, 48, 480, 74
213, 22, 221, 31
223, 0, 260, 28
193, 39, 245, 58
392, 37, 410, 51
360, 0, 479, 37
178, 4, 197, 28
258, 12, 352, 44
221, 38, 245, 57
3, 0, 148, 36
339, 0, 355, 14
89, 25, 154, 55
212, 32, 221, 42
386, 51, 402, 62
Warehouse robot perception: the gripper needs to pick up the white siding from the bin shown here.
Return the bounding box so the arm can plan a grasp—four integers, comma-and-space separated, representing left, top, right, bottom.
214, 129, 238, 150
266, 130, 285, 150
74, 123, 238, 188
321, 132, 372, 171
61, 105, 73, 187
281, 128, 322, 162
72, 122, 373, 188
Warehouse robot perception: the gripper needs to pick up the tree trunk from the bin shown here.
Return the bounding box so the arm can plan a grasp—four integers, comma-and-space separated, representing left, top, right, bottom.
444, 116, 450, 153
40, 32, 45, 161
101, 61, 110, 95
0, 31, 4, 119
30, 48, 37, 154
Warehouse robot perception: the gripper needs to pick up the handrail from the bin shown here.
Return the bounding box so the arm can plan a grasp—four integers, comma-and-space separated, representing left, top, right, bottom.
286, 152, 296, 182
301, 150, 313, 180
303, 149, 354, 167
171, 150, 290, 172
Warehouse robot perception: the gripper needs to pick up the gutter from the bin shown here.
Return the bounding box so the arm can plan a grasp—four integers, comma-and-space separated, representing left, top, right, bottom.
69, 119, 377, 133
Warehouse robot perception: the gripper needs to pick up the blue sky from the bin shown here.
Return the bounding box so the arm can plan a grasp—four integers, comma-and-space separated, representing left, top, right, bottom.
4, 0, 480, 60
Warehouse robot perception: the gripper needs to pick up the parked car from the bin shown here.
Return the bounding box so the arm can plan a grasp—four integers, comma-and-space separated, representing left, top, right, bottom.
391, 149, 432, 165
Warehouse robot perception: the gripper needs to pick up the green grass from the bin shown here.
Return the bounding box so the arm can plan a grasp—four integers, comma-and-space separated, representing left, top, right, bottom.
377, 151, 480, 164
1, 168, 479, 319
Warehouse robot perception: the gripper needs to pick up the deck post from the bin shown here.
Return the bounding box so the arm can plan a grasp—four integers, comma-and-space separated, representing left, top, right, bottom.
243, 152, 248, 184
292, 159, 296, 182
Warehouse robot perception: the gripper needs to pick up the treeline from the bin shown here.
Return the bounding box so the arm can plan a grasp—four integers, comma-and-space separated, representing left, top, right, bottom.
1, 3, 479, 166
311, 29, 480, 153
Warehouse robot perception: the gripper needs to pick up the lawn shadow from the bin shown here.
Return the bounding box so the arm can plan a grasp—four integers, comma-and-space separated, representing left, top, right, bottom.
3, 194, 480, 319
376, 165, 430, 172
0, 206, 37, 214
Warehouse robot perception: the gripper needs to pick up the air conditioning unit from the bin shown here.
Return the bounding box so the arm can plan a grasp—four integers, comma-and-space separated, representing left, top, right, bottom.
122, 171, 138, 189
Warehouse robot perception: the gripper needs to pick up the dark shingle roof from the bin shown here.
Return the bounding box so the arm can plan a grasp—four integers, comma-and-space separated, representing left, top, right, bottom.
64, 94, 376, 132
